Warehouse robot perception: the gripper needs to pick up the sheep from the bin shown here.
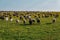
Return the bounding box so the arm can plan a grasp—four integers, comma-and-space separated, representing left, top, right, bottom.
36, 17, 40, 24
29, 18, 33, 25
23, 19, 26, 25
5, 16, 9, 21
52, 17, 56, 23
16, 19, 20, 23
9, 17, 13, 22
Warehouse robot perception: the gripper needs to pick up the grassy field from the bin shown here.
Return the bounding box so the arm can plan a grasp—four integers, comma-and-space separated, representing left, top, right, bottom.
0, 12, 60, 40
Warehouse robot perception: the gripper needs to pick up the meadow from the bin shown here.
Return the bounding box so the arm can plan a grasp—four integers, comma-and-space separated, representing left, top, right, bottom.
0, 11, 60, 40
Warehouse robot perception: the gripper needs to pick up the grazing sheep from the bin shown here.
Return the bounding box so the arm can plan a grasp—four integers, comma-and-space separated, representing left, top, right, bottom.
28, 15, 31, 19
36, 17, 40, 24
9, 17, 13, 22
10, 18, 13, 22
42, 14, 45, 18
29, 18, 32, 25
23, 19, 26, 25
5, 16, 9, 21
31, 18, 35, 24
16, 19, 20, 23
52, 17, 56, 23
20, 16, 23, 20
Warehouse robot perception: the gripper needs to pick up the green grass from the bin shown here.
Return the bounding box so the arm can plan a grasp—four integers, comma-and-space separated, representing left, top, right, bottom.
0, 17, 60, 40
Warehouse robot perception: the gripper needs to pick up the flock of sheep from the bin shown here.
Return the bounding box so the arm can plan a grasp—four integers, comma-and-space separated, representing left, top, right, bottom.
0, 11, 59, 25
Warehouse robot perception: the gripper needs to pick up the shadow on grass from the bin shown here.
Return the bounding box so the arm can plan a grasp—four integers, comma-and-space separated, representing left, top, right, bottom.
19, 23, 41, 26
20, 24, 30, 26
10, 22, 41, 26
46, 23, 52, 25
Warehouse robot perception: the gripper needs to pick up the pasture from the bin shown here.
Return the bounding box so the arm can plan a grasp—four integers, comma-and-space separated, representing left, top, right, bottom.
0, 11, 60, 40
